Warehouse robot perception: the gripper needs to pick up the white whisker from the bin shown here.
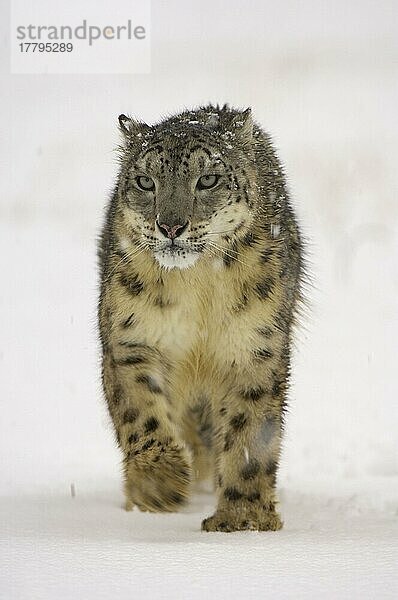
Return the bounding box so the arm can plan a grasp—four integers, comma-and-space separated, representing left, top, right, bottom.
207, 241, 251, 268
104, 242, 148, 284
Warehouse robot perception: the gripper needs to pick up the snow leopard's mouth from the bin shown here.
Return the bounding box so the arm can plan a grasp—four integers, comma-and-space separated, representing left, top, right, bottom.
154, 243, 201, 270
164, 243, 181, 254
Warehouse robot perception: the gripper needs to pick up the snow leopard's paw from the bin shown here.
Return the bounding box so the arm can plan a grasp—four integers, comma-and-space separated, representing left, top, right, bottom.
125, 436, 192, 513
202, 506, 283, 533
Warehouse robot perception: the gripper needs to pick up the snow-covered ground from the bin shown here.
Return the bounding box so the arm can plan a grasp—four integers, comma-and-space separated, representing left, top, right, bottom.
1, 481, 397, 600
1, 1, 398, 598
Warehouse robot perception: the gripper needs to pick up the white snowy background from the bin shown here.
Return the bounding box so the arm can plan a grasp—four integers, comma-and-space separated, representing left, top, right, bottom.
1, 1, 397, 598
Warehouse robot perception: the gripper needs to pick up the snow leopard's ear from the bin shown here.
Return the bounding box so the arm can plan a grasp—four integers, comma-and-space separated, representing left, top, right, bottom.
118, 114, 150, 139
231, 108, 253, 146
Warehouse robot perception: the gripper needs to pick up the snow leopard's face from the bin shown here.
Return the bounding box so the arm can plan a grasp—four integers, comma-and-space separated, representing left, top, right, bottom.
117, 108, 257, 270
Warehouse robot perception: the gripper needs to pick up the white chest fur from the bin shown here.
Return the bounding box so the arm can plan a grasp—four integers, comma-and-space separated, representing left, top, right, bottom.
123, 273, 202, 363
150, 299, 199, 361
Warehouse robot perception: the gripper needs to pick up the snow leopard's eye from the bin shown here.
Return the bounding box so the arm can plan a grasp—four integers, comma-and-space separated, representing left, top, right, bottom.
196, 174, 220, 190
136, 176, 155, 191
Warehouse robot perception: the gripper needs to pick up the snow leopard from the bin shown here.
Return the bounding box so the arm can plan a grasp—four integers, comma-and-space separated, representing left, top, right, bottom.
98, 104, 304, 532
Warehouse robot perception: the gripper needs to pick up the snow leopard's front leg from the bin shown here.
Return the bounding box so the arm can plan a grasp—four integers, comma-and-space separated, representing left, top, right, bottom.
102, 343, 192, 513
202, 364, 287, 532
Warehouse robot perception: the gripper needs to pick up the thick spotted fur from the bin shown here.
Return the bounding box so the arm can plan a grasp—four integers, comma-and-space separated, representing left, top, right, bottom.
98, 104, 305, 531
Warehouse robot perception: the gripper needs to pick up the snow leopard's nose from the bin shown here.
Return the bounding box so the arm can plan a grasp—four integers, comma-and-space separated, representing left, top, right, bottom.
156, 220, 189, 239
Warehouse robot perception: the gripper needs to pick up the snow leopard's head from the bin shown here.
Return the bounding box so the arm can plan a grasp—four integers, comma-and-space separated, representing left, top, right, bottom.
116, 105, 258, 270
